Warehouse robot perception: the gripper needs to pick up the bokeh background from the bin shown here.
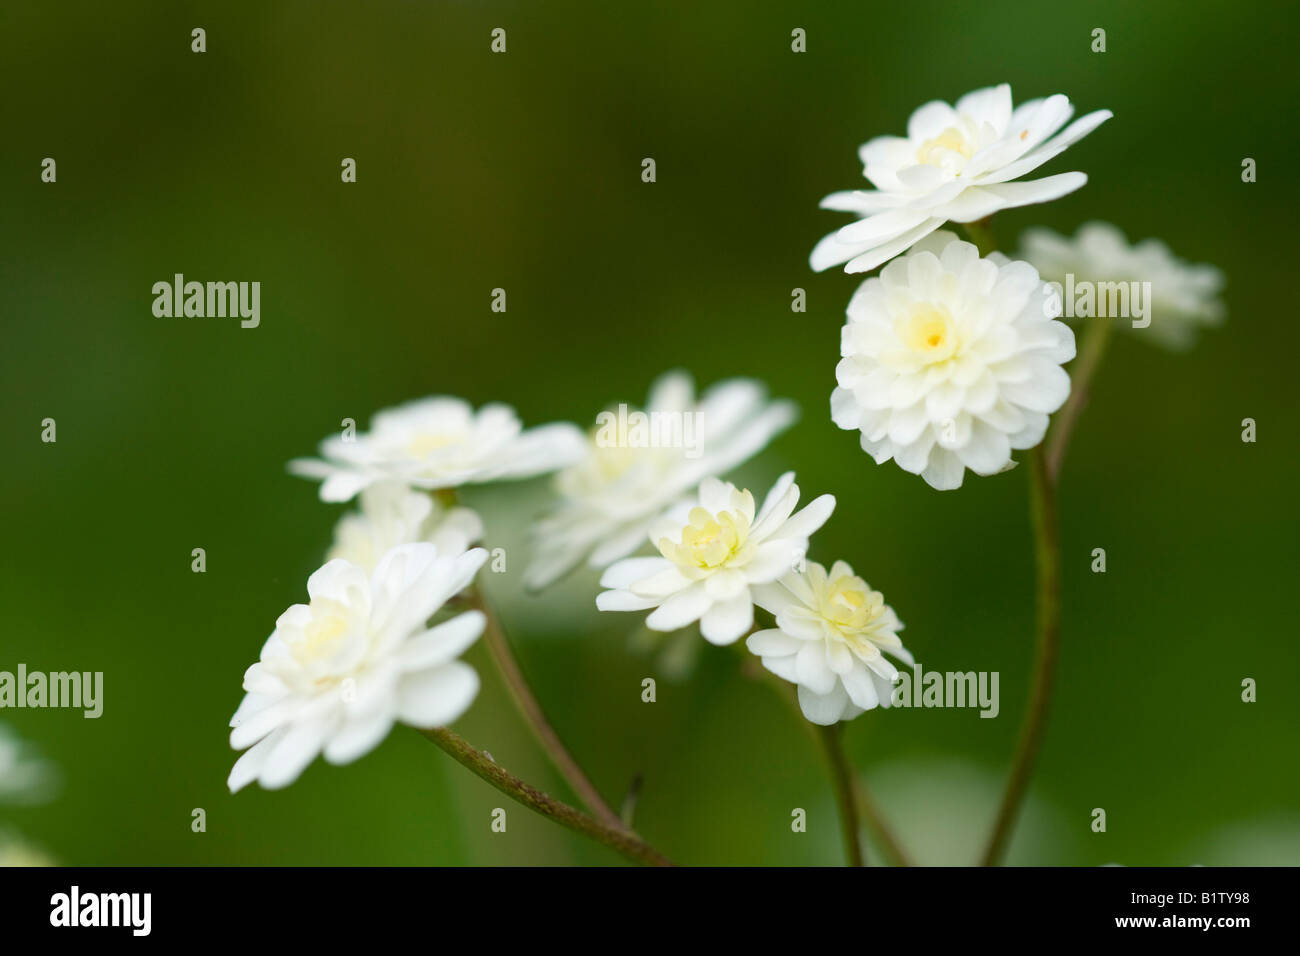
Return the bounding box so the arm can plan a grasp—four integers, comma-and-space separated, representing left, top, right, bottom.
3, 0, 1297, 865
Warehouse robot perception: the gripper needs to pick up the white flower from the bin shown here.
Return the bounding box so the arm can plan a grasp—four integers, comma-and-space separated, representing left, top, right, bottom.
525, 372, 797, 590
1019, 221, 1226, 350
811, 83, 1111, 274
748, 561, 912, 725
596, 473, 835, 646
228, 544, 488, 792
290, 397, 586, 503
831, 231, 1075, 490
0, 724, 57, 805
329, 481, 483, 572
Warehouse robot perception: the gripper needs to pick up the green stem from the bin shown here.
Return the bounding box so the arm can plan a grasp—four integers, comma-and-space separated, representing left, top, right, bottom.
856, 776, 913, 868
1046, 316, 1114, 483
422, 726, 674, 866
981, 446, 1061, 866
469, 583, 625, 831
744, 655, 912, 865
817, 724, 865, 867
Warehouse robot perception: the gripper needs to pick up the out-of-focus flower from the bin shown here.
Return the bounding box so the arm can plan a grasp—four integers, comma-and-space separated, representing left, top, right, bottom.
0, 724, 58, 805
748, 561, 912, 725
525, 372, 796, 590
597, 473, 834, 646
228, 544, 488, 792
831, 231, 1075, 490
328, 481, 482, 572
0, 831, 55, 867
290, 397, 586, 503
1019, 221, 1225, 350
811, 83, 1111, 274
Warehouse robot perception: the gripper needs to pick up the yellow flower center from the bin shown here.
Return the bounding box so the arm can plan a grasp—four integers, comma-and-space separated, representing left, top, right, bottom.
915, 127, 974, 168
659, 503, 751, 571
289, 601, 351, 666
588, 429, 641, 480
822, 574, 884, 633
900, 304, 959, 363
405, 432, 457, 459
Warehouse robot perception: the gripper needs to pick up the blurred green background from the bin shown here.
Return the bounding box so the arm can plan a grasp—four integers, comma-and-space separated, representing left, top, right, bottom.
2, 0, 1297, 866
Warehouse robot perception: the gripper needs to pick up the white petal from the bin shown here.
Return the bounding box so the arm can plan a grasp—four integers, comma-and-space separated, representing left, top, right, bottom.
841, 667, 882, 710
645, 582, 712, 631
323, 708, 397, 765
705, 568, 748, 600
810, 229, 874, 273
768, 494, 835, 542
744, 538, 807, 584
396, 661, 480, 727
599, 556, 673, 590
921, 448, 966, 490
399, 610, 486, 671
956, 420, 1013, 475
797, 683, 852, 726
981, 172, 1087, 209
629, 565, 694, 599
844, 219, 946, 274
796, 642, 837, 695
257, 717, 334, 790
837, 208, 931, 246
596, 588, 660, 612
227, 728, 285, 793
979, 109, 1112, 185
746, 628, 802, 657
762, 653, 801, 683
699, 593, 754, 645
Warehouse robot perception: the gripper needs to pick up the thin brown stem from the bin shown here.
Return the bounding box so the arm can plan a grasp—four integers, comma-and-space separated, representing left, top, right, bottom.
469, 583, 625, 830
817, 723, 865, 866
422, 726, 673, 866
1046, 316, 1113, 483
743, 655, 913, 866
856, 778, 913, 868
981, 447, 1061, 866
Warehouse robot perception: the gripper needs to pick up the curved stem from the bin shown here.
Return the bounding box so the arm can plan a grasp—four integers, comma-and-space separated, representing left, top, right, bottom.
857, 780, 913, 868
422, 726, 673, 866
817, 724, 865, 866
744, 656, 911, 865
1046, 317, 1114, 483
469, 583, 625, 830
981, 447, 1061, 866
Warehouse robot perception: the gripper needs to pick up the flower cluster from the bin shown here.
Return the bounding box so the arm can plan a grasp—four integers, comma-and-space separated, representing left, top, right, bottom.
230, 398, 583, 791
231, 379, 818, 790
813, 84, 1224, 488
525, 372, 795, 590
595, 471, 914, 723
231, 81, 1229, 803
